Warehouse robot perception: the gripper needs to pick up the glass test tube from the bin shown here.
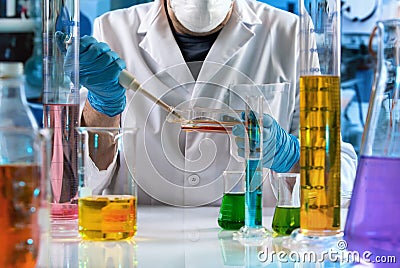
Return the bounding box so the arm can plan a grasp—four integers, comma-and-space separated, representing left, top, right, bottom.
298, 0, 341, 236
43, 0, 80, 235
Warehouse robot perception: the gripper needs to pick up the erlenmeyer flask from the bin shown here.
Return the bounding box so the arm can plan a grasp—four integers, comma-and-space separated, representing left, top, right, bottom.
344, 19, 400, 262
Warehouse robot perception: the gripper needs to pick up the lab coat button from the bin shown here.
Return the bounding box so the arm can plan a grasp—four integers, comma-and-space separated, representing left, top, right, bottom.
187, 230, 200, 241
187, 174, 200, 186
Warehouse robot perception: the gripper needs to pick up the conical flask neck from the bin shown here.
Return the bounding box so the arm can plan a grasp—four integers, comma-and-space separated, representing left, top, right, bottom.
361, 19, 400, 158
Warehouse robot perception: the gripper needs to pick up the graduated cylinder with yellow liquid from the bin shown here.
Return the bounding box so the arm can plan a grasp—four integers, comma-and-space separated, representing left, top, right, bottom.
299, 75, 341, 235
296, 0, 341, 238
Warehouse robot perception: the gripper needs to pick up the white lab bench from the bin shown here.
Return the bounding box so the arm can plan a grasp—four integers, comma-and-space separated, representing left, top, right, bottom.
36, 205, 364, 268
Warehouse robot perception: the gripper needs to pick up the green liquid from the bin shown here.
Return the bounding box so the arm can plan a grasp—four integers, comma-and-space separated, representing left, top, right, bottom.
218, 192, 262, 230
272, 206, 300, 235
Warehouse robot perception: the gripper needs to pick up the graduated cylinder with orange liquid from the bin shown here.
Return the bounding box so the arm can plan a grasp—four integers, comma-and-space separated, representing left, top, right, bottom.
299, 75, 341, 236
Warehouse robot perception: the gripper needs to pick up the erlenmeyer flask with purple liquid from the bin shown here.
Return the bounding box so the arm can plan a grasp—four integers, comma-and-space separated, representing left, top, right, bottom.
344, 19, 400, 264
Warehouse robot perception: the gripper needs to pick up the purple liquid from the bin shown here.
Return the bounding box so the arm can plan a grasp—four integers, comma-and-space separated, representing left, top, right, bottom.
344, 156, 400, 263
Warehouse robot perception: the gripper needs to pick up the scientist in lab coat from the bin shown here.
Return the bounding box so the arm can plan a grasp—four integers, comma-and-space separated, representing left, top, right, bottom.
77, 0, 358, 207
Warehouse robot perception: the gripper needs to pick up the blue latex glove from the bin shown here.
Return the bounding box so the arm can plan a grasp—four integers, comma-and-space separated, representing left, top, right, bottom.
58, 33, 126, 117
232, 113, 300, 173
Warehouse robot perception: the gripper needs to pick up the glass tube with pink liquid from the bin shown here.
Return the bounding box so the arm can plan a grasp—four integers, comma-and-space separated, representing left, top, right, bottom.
42, 0, 80, 237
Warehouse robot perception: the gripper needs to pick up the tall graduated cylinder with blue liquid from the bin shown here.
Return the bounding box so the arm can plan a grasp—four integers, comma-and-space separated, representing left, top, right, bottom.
244, 101, 263, 229
234, 96, 269, 239
344, 19, 400, 263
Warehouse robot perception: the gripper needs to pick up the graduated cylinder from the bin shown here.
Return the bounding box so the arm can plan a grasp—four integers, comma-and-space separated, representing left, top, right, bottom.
298, 0, 341, 235
42, 0, 81, 236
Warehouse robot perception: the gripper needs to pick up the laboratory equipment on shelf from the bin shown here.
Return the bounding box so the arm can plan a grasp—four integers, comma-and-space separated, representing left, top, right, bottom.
25, 0, 44, 127
344, 19, 400, 263
0, 1, 35, 63
42, 0, 80, 236
294, 0, 342, 240
24, 0, 42, 102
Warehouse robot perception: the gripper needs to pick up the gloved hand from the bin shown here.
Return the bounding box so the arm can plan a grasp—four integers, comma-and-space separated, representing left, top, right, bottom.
58, 32, 126, 117
232, 113, 300, 173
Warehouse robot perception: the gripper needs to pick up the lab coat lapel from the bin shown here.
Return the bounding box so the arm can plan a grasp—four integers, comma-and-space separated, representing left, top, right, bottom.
200, 18, 254, 79
138, 3, 195, 87
193, 0, 262, 99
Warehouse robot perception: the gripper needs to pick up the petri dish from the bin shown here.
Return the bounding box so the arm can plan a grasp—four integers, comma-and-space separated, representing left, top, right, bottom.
167, 107, 243, 133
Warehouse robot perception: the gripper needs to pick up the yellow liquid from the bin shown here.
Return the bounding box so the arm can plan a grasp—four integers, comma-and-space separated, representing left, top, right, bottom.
78, 195, 137, 241
299, 75, 341, 235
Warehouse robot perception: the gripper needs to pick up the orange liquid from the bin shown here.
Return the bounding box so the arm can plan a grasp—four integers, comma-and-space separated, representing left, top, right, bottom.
181, 119, 239, 133
0, 164, 41, 268
181, 125, 233, 133
299, 76, 341, 235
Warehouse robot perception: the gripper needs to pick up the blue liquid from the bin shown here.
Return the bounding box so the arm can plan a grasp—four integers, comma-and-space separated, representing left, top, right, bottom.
245, 159, 263, 228
244, 111, 263, 228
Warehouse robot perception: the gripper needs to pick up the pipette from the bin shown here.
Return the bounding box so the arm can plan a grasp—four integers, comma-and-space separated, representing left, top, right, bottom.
119, 69, 184, 121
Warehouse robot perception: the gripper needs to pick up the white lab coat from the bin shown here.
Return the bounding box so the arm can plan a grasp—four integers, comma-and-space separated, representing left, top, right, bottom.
81, 0, 358, 207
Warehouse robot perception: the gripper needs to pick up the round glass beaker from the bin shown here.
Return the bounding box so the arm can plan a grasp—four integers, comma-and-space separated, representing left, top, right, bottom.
0, 127, 51, 268
76, 127, 138, 241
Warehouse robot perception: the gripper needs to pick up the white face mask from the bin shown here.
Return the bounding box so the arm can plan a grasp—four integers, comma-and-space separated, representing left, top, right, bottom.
170, 0, 233, 33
